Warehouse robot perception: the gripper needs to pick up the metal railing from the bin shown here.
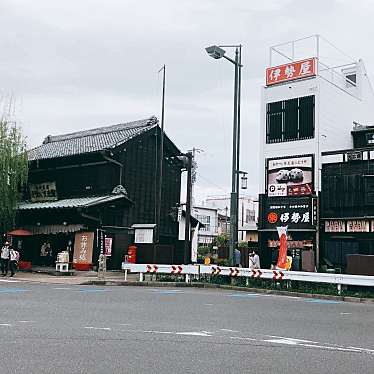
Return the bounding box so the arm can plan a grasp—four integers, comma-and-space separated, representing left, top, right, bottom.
122, 263, 374, 294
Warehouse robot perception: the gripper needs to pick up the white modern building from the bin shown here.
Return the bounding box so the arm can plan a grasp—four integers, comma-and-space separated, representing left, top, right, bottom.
204, 194, 258, 242
192, 206, 218, 246
258, 35, 374, 270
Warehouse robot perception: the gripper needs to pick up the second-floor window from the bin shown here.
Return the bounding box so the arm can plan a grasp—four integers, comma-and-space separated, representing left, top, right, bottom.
245, 209, 255, 223
266, 95, 315, 143
197, 215, 211, 231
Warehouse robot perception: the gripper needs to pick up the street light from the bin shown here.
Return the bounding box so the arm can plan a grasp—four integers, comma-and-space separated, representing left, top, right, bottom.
239, 172, 248, 190
205, 43, 243, 266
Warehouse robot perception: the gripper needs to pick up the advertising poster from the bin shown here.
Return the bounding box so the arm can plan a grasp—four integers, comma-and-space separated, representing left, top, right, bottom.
267, 155, 314, 197
73, 232, 94, 264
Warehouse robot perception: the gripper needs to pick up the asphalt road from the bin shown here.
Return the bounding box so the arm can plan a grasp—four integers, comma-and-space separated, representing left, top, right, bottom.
0, 279, 373, 374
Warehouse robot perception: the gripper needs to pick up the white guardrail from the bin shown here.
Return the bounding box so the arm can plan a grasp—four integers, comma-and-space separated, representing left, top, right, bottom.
122, 263, 374, 293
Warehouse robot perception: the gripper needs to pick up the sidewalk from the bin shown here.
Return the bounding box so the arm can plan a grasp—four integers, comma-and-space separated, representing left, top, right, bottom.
7, 269, 137, 285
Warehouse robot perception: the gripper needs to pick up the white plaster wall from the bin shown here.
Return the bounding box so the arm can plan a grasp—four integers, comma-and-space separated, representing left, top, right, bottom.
259, 62, 374, 193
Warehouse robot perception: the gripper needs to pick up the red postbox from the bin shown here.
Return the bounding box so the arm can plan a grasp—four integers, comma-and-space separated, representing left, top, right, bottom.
128, 245, 137, 263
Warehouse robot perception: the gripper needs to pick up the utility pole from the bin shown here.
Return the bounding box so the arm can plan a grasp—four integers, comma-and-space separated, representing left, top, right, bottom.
188, 147, 204, 207
156, 65, 166, 243
225, 206, 228, 234
184, 152, 193, 264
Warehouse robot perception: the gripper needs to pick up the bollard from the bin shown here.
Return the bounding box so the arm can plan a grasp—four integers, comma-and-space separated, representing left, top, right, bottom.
139, 272, 144, 282
185, 274, 190, 283
124, 269, 128, 282
337, 283, 342, 295
97, 254, 107, 280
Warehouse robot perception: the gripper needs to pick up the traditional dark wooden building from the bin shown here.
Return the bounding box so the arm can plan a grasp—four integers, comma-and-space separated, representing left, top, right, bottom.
320, 125, 374, 274
15, 116, 184, 269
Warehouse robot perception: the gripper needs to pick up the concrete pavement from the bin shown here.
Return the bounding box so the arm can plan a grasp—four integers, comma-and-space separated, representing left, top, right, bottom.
0, 282, 373, 373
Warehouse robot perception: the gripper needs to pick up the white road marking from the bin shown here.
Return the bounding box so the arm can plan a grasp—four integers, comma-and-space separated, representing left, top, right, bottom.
299, 343, 360, 353
0, 279, 20, 283
204, 303, 213, 306
348, 346, 374, 354
144, 330, 174, 335
340, 312, 352, 315
84, 326, 111, 331
264, 335, 318, 344
17, 320, 35, 323
220, 329, 239, 333
53, 287, 73, 290
119, 323, 132, 326
265, 338, 298, 345
0, 323, 12, 327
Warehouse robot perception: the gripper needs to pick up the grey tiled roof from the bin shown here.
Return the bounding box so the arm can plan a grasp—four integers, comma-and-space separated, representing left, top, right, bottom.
18, 194, 129, 211
28, 116, 158, 161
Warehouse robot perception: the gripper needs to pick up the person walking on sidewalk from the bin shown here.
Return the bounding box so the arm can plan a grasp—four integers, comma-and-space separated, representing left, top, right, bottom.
1, 242, 10, 276
9, 246, 19, 277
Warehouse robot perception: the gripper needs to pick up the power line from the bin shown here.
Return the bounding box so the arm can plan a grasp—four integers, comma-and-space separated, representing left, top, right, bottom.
196, 171, 228, 193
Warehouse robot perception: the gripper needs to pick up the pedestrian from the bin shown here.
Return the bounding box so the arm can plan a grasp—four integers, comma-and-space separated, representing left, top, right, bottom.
253, 250, 261, 269
8, 246, 19, 277
40, 242, 48, 266
248, 251, 256, 270
234, 248, 241, 267
1, 241, 10, 276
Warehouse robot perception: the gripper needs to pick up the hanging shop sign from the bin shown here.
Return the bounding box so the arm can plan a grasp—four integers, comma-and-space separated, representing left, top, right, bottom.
267, 155, 314, 197
29, 181, 58, 202
266, 58, 316, 86
325, 220, 346, 233
73, 231, 94, 264
347, 220, 369, 233
263, 196, 316, 229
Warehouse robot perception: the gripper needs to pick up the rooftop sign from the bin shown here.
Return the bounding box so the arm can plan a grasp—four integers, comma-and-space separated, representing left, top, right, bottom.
266, 58, 316, 86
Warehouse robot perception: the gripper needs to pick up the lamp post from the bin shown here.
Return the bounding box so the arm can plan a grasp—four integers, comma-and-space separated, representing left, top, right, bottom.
205, 44, 243, 266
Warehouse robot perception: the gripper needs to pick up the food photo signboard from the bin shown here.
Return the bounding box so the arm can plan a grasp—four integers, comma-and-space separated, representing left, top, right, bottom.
267, 155, 314, 197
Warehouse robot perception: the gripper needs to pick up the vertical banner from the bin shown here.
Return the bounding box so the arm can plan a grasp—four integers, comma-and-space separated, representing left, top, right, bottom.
191, 223, 199, 263
105, 237, 113, 257
276, 226, 288, 270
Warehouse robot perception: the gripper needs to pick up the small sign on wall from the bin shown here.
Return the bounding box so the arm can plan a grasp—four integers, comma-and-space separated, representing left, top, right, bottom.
135, 229, 154, 243
132, 224, 156, 244
347, 220, 369, 232
325, 220, 346, 233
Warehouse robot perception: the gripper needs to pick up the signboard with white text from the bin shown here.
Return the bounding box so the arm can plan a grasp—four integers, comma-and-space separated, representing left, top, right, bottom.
263, 197, 316, 230
266, 58, 317, 86
30, 181, 58, 202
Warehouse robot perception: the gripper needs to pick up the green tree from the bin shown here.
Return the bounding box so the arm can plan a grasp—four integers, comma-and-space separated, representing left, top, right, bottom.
215, 233, 229, 247
0, 118, 28, 233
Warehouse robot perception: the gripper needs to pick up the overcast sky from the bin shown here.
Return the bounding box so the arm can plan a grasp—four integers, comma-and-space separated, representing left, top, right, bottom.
1, 0, 374, 203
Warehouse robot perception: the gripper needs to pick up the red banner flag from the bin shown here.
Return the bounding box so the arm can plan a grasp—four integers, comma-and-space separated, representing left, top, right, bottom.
276, 226, 288, 270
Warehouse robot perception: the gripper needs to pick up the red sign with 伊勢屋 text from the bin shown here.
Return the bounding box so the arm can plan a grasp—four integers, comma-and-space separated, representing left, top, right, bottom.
266, 58, 316, 86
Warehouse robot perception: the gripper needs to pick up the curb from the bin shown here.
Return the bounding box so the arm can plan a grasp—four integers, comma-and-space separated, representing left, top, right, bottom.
80, 280, 374, 304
